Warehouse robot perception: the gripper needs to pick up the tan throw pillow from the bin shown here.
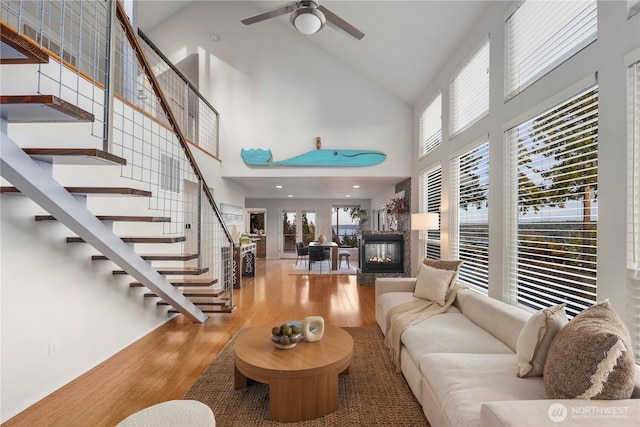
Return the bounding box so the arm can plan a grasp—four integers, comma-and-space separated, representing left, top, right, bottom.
413, 264, 456, 306
516, 303, 568, 378
543, 300, 636, 399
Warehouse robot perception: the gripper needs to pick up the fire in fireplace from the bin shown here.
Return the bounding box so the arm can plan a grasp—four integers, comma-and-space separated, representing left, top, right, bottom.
359, 233, 404, 273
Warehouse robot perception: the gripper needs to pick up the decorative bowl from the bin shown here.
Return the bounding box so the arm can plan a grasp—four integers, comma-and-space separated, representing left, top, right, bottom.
271, 332, 303, 349
271, 322, 304, 349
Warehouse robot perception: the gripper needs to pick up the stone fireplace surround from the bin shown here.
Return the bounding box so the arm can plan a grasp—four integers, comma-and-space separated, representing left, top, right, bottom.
357, 178, 412, 286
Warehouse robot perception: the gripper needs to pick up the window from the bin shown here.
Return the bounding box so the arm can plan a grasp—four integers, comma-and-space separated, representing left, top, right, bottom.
419, 93, 442, 158
450, 40, 490, 137
160, 153, 180, 193
628, 59, 640, 362
505, 0, 597, 99
332, 206, 360, 247
420, 166, 442, 259
450, 140, 490, 292
505, 85, 599, 318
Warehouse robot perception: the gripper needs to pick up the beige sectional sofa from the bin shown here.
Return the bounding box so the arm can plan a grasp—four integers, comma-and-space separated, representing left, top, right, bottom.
375, 277, 640, 427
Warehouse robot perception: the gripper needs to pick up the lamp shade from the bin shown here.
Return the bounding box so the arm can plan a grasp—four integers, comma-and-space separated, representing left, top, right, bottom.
291, 7, 326, 34
411, 213, 439, 230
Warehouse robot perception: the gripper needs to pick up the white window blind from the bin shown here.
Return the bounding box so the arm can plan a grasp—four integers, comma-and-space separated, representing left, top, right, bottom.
420, 166, 442, 259
506, 86, 598, 318
450, 141, 490, 292
450, 40, 490, 137
506, 0, 597, 99
419, 93, 442, 158
628, 60, 640, 362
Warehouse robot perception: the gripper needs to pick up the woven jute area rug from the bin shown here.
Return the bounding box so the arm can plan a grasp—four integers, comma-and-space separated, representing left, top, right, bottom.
183, 327, 428, 426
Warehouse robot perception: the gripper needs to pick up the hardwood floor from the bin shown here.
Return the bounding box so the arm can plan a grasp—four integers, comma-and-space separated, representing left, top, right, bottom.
3, 259, 376, 427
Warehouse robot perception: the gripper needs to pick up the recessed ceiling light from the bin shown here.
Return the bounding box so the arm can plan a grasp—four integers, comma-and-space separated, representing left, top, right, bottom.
209, 33, 221, 42
352, 185, 360, 189
288, 194, 293, 198
346, 195, 351, 198
276, 185, 283, 189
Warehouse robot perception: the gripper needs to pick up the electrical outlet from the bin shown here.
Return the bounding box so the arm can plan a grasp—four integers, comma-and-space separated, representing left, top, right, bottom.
49, 342, 57, 358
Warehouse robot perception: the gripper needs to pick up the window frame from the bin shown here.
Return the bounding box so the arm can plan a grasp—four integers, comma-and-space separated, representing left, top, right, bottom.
626, 53, 640, 362
419, 93, 442, 159
449, 37, 490, 138
450, 138, 491, 293
419, 164, 442, 260
504, 83, 599, 318
504, 0, 597, 100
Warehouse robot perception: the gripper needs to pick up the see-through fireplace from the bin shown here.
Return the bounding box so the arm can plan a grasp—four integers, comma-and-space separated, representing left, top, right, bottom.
359, 233, 404, 273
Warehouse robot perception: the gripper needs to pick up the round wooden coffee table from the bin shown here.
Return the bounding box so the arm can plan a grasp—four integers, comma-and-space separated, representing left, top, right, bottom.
233, 323, 353, 422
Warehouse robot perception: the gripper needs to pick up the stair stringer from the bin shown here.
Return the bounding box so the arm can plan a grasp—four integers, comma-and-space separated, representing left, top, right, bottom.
0, 128, 208, 323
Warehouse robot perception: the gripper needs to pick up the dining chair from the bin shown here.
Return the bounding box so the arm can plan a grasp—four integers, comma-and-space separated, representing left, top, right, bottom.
308, 245, 331, 273
295, 242, 309, 266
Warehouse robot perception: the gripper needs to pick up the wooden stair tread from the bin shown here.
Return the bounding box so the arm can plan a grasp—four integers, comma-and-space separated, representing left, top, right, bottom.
158, 300, 227, 307
168, 306, 236, 314
113, 267, 209, 275
93, 252, 196, 261
23, 148, 127, 166
145, 290, 224, 298
3, 187, 151, 197
38, 215, 171, 223
0, 95, 94, 123
130, 278, 218, 287
67, 235, 185, 243
0, 22, 49, 64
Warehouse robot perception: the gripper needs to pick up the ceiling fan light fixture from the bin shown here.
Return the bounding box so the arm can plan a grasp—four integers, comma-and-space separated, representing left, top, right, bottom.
290, 7, 325, 35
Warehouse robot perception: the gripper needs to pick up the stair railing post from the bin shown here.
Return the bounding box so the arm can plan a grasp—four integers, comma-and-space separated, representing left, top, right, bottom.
197, 179, 203, 270
103, 0, 116, 153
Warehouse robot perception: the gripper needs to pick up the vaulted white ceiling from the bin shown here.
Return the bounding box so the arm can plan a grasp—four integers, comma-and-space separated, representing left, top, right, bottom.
136, 1, 492, 199
138, 1, 490, 105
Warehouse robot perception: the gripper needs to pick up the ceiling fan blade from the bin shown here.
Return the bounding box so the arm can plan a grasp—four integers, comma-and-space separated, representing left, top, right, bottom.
241, 1, 298, 26
318, 5, 364, 40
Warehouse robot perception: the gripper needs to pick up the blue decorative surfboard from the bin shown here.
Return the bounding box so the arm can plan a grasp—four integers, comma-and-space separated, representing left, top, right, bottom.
241, 148, 386, 167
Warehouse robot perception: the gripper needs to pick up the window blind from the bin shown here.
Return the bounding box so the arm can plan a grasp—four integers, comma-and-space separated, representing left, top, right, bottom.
506, 86, 598, 318
450, 40, 490, 137
628, 60, 640, 362
450, 141, 490, 292
419, 93, 442, 158
420, 166, 442, 259
506, 0, 597, 99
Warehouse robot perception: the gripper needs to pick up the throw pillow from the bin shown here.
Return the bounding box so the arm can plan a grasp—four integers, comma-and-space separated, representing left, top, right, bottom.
413, 264, 456, 306
543, 300, 636, 399
516, 303, 568, 378
422, 258, 464, 296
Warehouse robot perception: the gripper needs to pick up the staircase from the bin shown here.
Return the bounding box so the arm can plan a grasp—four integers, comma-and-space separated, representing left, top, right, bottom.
0, 2, 234, 321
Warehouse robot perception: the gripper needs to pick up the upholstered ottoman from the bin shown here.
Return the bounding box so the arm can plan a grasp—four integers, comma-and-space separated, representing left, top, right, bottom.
116, 400, 215, 427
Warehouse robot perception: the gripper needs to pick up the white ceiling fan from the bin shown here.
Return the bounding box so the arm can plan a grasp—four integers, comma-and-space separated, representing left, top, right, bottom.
241, 0, 365, 40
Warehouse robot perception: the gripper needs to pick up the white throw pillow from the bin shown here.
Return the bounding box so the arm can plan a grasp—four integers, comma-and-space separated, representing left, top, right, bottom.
413, 264, 456, 306
516, 303, 568, 378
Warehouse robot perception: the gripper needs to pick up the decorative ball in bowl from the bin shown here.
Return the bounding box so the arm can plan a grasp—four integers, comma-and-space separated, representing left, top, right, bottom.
271, 323, 303, 350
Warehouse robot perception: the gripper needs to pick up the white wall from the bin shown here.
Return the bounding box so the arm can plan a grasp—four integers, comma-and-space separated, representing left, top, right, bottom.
145, 1, 413, 185
412, 1, 640, 317
0, 193, 173, 422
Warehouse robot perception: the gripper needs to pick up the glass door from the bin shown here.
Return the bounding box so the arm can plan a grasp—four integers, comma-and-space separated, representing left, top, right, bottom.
280, 209, 317, 258
281, 210, 297, 258
301, 210, 316, 245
